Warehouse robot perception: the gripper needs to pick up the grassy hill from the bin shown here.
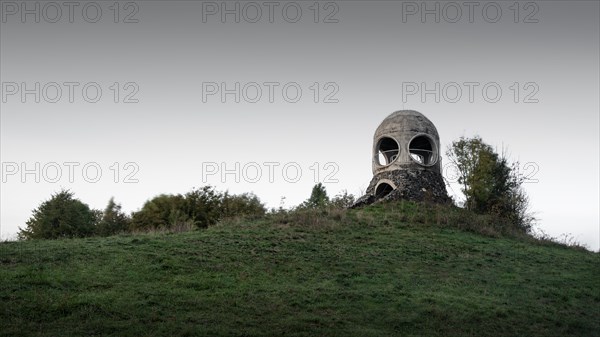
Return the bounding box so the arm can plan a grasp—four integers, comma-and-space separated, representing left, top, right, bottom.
1, 202, 598, 337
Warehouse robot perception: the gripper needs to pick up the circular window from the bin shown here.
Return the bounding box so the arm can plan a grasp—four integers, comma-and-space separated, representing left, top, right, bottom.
408, 135, 437, 166
375, 182, 394, 199
375, 137, 399, 166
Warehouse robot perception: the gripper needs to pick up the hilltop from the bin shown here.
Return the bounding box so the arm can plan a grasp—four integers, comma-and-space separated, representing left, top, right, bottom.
1, 202, 598, 337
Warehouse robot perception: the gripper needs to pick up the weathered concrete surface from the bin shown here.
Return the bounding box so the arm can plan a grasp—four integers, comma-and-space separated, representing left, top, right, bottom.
353, 110, 450, 207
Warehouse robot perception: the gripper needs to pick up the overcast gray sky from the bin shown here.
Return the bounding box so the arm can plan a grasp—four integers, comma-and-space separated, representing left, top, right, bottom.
1, 1, 598, 250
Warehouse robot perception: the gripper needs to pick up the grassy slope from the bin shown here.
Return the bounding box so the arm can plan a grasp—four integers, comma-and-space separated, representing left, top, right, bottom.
1, 204, 599, 337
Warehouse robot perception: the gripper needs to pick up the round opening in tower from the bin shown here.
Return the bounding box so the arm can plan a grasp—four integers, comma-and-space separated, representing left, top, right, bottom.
375, 182, 394, 199
375, 137, 399, 166
409, 135, 437, 166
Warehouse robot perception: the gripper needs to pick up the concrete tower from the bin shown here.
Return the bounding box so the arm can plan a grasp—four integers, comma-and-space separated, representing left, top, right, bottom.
353, 110, 450, 207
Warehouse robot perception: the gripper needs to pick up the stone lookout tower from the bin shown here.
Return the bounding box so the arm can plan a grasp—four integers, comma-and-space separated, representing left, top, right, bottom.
353, 110, 450, 207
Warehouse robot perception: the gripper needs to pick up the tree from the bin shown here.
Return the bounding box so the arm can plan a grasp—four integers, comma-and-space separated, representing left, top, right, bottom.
446, 136, 534, 232
301, 183, 330, 209
96, 197, 130, 236
18, 189, 99, 240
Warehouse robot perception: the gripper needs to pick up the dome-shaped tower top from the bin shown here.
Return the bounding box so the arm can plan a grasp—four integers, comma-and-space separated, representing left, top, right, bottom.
375, 110, 440, 137
372, 110, 441, 174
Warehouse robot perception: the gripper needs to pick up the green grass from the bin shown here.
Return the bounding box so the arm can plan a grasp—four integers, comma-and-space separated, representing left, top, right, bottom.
1, 203, 599, 337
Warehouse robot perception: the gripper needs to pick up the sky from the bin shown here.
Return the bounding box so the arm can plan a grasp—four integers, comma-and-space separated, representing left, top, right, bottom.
1, 0, 598, 251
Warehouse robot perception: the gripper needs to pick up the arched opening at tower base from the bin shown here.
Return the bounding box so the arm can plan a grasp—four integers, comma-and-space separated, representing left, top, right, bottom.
375, 183, 394, 200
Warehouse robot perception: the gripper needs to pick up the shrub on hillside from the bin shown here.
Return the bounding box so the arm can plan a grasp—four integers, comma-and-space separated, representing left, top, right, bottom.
220, 192, 266, 219
130, 194, 186, 230
18, 190, 99, 240
181, 186, 223, 228
329, 190, 356, 209
130, 186, 266, 231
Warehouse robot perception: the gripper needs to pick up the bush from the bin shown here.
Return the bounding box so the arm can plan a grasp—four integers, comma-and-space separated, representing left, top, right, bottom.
18, 190, 99, 240
130, 186, 266, 231
130, 194, 186, 230
329, 190, 356, 209
220, 192, 266, 219
181, 186, 223, 228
